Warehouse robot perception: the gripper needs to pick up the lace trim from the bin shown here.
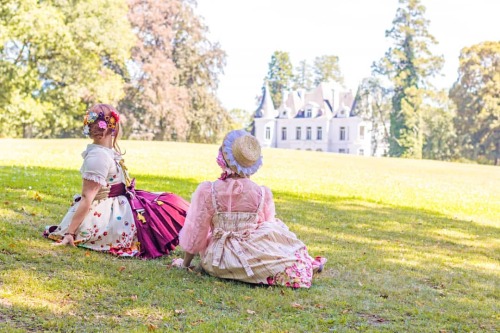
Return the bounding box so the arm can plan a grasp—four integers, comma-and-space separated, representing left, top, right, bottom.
82, 172, 107, 186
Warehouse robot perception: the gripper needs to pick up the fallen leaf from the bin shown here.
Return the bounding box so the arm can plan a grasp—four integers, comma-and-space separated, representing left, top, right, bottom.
34, 192, 42, 202
196, 299, 203, 305
4, 201, 9, 205
243, 296, 252, 300
280, 290, 285, 296
358, 281, 363, 287
341, 309, 350, 314
174, 309, 185, 315
291, 302, 303, 309
130, 295, 138, 301
147, 323, 158, 331
314, 303, 325, 309
246, 309, 256, 315
379, 294, 389, 299
118, 266, 126, 272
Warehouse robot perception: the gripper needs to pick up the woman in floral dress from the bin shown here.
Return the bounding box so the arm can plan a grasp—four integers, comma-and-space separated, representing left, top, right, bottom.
44, 104, 188, 258
174, 130, 326, 288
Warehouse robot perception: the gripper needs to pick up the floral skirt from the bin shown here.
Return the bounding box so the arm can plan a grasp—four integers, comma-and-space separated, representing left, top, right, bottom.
46, 194, 139, 257
201, 219, 326, 288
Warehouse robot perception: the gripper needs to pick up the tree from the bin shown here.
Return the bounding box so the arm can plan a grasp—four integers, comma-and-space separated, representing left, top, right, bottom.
171, 1, 230, 143
292, 59, 313, 90
372, 0, 443, 158
124, 0, 189, 141
422, 90, 458, 161
123, 0, 230, 142
229, 108, 253, 132
0, 0, 134, 138
352, 77, 391, 156
313, 55, 343, 86
450, 41, 500, 165
266, 51, 293, 109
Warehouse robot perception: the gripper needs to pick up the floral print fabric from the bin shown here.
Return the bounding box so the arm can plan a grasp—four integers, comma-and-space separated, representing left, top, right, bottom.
48, 144, 138, 257
195, 181, 326, 289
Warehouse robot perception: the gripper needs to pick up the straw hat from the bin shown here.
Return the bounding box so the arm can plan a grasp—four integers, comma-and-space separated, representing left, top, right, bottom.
221, 130, 263, 177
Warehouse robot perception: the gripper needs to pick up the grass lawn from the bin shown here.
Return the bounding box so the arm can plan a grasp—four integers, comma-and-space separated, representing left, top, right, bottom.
0, 138, 498, 332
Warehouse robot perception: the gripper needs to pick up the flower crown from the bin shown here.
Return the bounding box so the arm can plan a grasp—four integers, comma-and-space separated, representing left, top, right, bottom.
83, 110, 120, 136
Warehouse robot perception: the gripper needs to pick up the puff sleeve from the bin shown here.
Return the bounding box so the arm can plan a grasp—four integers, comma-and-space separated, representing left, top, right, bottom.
262, 186, 276, 222
80, 150, 111, 186
178, 181, 214, 254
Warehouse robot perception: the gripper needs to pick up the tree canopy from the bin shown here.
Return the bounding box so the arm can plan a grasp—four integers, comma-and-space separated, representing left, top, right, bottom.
372, 0, 443, 158
0, 0, 134, 138
450, 41, 500, 165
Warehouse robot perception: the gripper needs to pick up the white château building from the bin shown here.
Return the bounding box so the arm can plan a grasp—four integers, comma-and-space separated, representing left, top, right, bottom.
253, 82, 388, 156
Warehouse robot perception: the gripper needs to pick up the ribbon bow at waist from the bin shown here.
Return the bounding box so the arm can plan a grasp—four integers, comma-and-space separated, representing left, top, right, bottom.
211, 227, 254, 277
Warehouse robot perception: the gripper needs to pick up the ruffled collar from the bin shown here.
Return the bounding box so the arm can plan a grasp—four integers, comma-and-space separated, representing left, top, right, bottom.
82, 144, 122, 162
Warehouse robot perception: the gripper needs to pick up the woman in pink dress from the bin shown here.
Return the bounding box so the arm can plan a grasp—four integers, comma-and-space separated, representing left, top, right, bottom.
174, 130, 326, 288
44, 104, 189, 259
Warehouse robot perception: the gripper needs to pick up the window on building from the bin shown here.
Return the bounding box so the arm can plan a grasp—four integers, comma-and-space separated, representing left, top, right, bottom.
281, 127, 287, 140
316, 149, 322, 152
265, 127, 270, 140
359, 126, 365, 140
306, 108, 312, 118
317, 127, 322, 140
296, 127, 301, 140
339, 149, 346, 154
359, 149, 364, 156
340, 127, 346, 141
306, 127, 312, 140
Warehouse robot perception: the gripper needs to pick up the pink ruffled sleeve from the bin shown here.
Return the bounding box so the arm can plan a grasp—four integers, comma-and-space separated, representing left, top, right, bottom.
262, 186, 276, 222
178, 181, 214, 254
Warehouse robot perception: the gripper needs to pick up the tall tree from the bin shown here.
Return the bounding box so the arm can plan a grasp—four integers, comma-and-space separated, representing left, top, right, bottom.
125, 0, 189, 141
372, 0, 443, 158
123, 0, 229, 142
0, 0, 134, 138
313, 55, 343, 86
292, 59, 313, 90
450, 41, 500, 165
266, 51, 293, 109
171, 0, 229, 143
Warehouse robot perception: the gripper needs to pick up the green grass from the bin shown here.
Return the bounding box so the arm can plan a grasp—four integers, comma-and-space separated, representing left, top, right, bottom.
0, 138, 499, 332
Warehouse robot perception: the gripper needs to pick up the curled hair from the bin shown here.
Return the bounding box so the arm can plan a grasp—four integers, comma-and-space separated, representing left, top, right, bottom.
86, 104, 123, 155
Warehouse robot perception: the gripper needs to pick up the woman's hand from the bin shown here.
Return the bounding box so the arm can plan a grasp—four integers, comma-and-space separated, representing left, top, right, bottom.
172, 257, 195, 270
55, 234, 76, 247
171, 258, 185, 268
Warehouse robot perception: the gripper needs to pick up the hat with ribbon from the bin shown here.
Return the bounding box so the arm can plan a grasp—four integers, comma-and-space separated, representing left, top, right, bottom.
218, 130, 263, 178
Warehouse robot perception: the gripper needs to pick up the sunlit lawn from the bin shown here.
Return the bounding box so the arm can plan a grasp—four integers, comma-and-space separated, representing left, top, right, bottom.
0, 138, 498, 332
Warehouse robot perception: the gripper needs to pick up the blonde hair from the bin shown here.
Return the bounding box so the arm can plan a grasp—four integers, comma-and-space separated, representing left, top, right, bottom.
87, 104, 123, 155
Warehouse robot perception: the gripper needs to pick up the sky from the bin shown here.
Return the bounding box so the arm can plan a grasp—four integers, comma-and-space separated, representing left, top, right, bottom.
195, 0, 500, 112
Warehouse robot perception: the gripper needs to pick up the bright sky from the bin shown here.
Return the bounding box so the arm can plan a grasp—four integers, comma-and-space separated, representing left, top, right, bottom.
195, 0, 499, 112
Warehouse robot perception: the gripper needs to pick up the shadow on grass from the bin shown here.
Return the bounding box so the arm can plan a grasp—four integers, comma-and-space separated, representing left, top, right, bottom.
0, 165, 498, 332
